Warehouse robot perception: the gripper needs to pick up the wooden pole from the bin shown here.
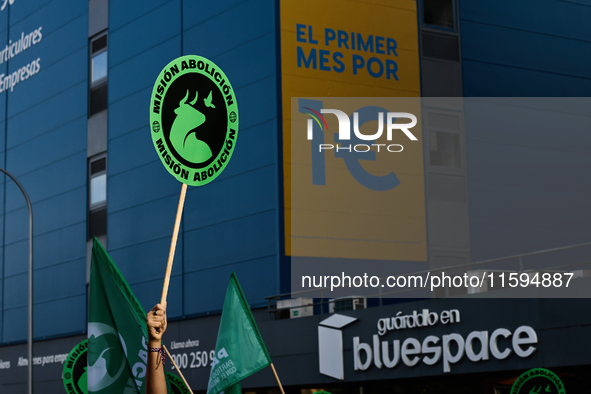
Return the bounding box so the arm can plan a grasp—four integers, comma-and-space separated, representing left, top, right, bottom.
160, 183, 188, 305
270, 363, 285, 394
163, 345, 194, 394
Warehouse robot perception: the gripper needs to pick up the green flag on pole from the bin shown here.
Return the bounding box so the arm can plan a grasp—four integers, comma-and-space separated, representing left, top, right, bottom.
88, 238, 170, 394
207, 272, 272, 394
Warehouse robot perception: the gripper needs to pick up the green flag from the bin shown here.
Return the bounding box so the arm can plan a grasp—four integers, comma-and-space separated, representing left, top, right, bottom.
88, 238, 170, 394
207, 272, 272, 394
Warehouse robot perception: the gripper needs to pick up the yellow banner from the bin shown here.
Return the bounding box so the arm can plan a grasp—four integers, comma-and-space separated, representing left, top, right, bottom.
282, 0, 426, 261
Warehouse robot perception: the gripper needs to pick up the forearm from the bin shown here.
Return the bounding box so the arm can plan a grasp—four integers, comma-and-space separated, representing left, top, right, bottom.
146, 340, 167, 394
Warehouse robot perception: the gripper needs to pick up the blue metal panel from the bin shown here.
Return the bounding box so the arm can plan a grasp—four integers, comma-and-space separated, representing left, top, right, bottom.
34, 259, 86, 304
3, 272, 27, 310
461, 21, 591, 80
110, 236, 183, 286
33, 295, 86, 339
27, 187, 86, 239
460, 0, 591, 42
6, 117, 86, 176
0, 0, 89, 345
109, 0, 177, 32
183, 165, 277, 231
33, 223, 86, 270
3, 211, 32, 350
108, 87, 150, 141
233, 76, 278, 132
110, 239, 184, 319
4, 207, 29, 247
212, 34, 277, 89
6, 152, 86, 211
9, 0, 85, 31
183, 209, 276, 273
182, 0, 275, 60
108, 193, 183, 250
7, 18, 87, 114
0, 4, 7, 35
6, 152, 86, 219
183, 256, 277, 316
109, 2, 180, 69
460, 0, 591, 96
213, 120, 278, 181
182, 0, 245, 32
108, 161, 180, 213
109, 39, 181, 105
0, 270, 2, 341
6, 83, 87, 149
461, 60, 591, 97
130, 275, 183, 320
2, 305, 26, 343
109, 128, 161, 177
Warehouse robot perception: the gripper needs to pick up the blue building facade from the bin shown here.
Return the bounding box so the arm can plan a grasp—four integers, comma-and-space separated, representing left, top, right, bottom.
0, 0, 589, 392
1, 0, 285, 344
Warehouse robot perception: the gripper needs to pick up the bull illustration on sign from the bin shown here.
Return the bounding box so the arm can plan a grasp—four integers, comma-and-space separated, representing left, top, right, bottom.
169, 90, 215, 163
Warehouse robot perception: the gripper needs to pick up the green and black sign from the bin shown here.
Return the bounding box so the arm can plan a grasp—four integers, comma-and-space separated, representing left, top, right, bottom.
62, 339, 88, 394
511, 368, 565, 394
150, 55, 239, 186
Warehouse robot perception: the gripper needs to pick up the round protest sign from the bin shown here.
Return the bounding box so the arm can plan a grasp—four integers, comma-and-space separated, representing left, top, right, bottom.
62, 339, 88, 394
510, 368, 565, 394
150, 55, 239, 186
166, 372, 192, 394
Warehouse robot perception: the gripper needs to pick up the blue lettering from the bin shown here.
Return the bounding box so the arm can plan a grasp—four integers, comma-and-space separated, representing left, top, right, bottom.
297, 47, 317, 69
367, 57, 383, 78
319, 50, 331, 71
338, 30, 349, 49
308, 25, 318, 44
387, 38, 397, 56
357, 34, 373, 52
333, 52, 345, 73
352, 55, 364, 75
375, 36, 385, 54
386, 59, 398, 80
296, 24, 306, 43
325, 28, 336, 46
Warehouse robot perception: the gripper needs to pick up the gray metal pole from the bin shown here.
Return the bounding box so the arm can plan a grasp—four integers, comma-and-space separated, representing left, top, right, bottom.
0, 168, 33, 394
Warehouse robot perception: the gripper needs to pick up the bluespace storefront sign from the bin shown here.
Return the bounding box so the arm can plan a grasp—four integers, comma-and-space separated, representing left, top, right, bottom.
2, 298, 588, 392
321, 308, 537, 379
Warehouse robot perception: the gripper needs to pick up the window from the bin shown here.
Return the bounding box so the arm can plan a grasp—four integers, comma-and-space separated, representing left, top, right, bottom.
421, 31, 459, 61
429, 131, 461, 167
88, 156, 107, 240
91, 35, 107, 84
428, 113, 462, 168
89, 157, 106, 206
423, 0, 456, 30
90, 173, 106, 206
89, 33, 108, 117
